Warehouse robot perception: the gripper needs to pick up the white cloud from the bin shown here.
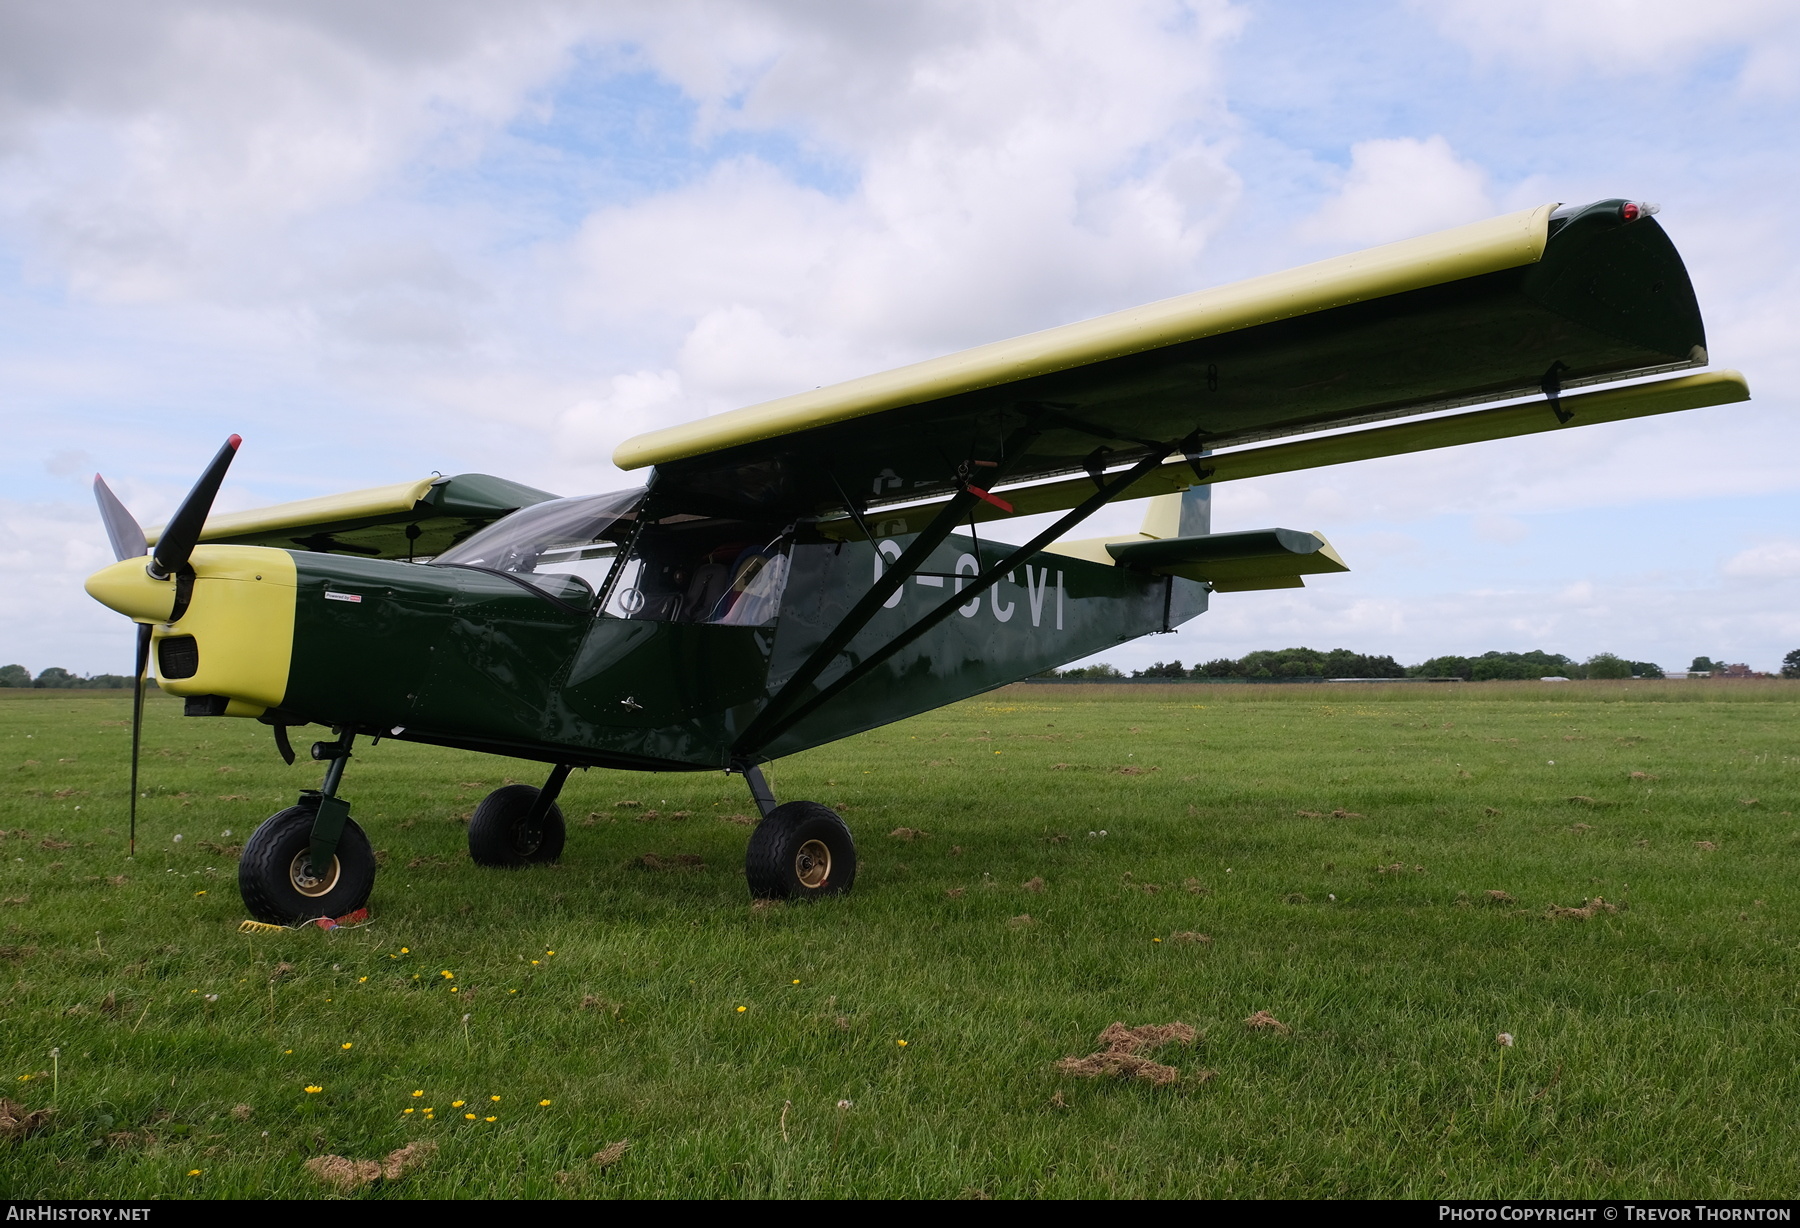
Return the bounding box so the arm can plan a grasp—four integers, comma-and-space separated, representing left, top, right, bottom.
1295, 136, 1492, 249
1417, 0, 1800, 82
1722, 540, 1800, 580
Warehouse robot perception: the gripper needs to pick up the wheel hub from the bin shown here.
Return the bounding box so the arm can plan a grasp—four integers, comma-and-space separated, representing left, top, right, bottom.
794, 838, 831, 889
288, 848, 342, 898
511, 820, 543, 856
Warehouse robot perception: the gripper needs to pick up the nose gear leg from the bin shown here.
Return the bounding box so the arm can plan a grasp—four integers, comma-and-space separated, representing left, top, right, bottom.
301, 728, 355, 881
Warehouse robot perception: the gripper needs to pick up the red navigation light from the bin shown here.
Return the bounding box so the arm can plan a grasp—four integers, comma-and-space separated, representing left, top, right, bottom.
1622, 202, 1641, 221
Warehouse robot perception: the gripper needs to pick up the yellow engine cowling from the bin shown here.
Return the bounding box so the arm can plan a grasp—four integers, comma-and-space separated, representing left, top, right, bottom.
84, 545, 297, 717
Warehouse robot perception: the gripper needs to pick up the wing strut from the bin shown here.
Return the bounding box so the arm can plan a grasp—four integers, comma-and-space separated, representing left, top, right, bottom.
734, 438, 1179, 757
734, 423, 1043, 754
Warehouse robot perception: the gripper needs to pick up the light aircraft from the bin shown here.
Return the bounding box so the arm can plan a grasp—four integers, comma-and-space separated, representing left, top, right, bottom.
82, 198, 1749, 922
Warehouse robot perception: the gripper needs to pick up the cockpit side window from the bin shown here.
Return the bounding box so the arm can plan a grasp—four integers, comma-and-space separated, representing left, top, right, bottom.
430, 489, 643, 609
602, 512, 792, 625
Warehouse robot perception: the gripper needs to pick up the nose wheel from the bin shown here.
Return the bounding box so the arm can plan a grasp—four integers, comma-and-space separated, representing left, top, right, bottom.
239, 805, 376, 923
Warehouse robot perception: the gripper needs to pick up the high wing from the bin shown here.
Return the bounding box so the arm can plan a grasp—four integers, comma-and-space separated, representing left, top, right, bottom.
615, 199, 1722, 520
144, 473, 558, 560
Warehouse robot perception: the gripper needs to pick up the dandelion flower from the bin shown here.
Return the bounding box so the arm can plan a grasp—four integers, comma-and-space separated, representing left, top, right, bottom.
188, 1170, 202, 1177
792, 979, 800, 985
194, 890, 206, 896
358, 976, 367, 983
490, 1095, 500, 1102
441, 970, 454, 979
531, 960, 539, 966
284, 1050, 293, 1055
545, 950, 554, 955
736, 1005, 746, 1013
400, 947, 409, 954
403, 1108, 414, 1115
341, 1043, 352, 1050
896, 1039, 908, 1047
1152, 938, 1162, 943
412, 1090, 423, 1097
465, 1113, 476, 1120
1497, 1032, 1515, 1047
508, 989, 517, 994
539, 1099, 552, 1107
485, 1116, 497, 1122
450, 986, 458, 993
304, 1086, 323, 1094
452, 1100, 464, 1107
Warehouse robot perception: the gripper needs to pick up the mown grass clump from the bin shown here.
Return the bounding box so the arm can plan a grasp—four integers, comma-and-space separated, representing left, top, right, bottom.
1, 681, 1796, 1197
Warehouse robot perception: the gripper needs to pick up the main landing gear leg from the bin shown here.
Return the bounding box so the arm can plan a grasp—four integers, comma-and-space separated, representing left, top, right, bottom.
732, 758, 857, 902
238, 727, 377, 924
468, 764, 570, 867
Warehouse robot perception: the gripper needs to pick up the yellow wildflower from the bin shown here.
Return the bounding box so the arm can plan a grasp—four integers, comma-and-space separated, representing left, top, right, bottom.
304, 1085, 323, 1094
452, 1100, 464, 1107
341, 1043, 352, 1050
412, 1090, 423, 1097
188, 1170, 202, 1177
485, 1116, 496, 1122
736, 1006, 746, 1013
539, 1099, 552, 1107
465, 1113, 476, 1120
490, 1095, 500, 1101
896, 1039, 908, 1047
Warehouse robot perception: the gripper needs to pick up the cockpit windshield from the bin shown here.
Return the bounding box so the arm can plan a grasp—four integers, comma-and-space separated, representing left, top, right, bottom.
431, 489, 643, 608
431, 487, 793, 624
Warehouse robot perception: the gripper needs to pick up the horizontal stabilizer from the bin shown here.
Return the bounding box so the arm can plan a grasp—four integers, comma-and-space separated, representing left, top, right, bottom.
1048, 527, 1347, 592
145, 473, 559, 560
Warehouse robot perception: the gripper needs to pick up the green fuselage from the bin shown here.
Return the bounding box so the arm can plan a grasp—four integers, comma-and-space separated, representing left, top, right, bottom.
276, 533, 1202, 771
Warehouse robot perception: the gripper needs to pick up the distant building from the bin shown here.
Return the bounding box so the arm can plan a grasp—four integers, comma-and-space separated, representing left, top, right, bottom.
1711, 663, 1771, 679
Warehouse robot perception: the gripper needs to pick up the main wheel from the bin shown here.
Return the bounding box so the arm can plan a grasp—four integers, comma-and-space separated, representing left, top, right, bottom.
239, 805, 376, 924
745, 802, 856, 901
468, 784, 566, 867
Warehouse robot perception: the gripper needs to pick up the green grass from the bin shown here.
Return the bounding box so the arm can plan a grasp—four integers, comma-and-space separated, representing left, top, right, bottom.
2, 680, 1798, 1198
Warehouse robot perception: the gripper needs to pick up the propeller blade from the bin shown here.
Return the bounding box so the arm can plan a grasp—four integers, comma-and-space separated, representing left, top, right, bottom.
129, 622, 151, 858
149, 434, 241, 579
92, 474, 148, 563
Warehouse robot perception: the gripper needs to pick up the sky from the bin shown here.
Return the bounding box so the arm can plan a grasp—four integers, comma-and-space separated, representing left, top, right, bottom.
1, 0, 1796, 677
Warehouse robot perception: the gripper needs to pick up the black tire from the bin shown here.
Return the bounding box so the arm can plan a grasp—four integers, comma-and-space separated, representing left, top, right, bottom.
468, 784, 566, 867
745, 801, 856, 901
239, 805, 376, 924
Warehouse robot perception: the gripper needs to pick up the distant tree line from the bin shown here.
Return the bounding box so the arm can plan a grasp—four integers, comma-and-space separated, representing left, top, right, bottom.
1056, 648, 1680, 681
0, 664, 134, 689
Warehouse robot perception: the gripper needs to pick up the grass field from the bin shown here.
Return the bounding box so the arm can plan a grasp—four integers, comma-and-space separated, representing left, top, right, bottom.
2, 680, 1798, 1199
